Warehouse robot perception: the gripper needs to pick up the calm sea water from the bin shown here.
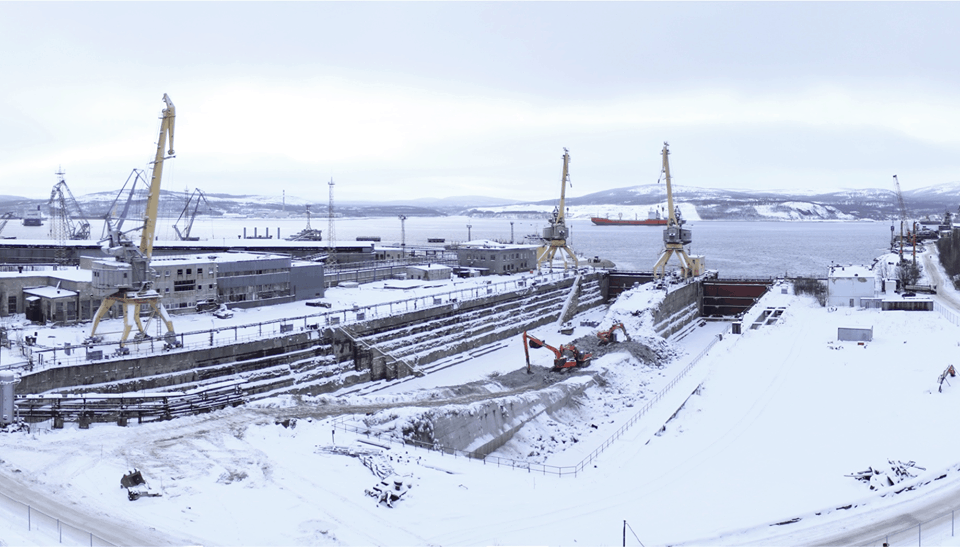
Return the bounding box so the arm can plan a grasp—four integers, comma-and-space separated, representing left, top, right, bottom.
6, 215, 892, 278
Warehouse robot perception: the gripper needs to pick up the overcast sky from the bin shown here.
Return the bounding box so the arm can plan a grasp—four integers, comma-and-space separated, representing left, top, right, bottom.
3, 2, 960, 203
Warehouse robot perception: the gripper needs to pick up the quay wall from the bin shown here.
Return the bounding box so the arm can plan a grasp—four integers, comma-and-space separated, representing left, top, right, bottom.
652, 281, 701, 337
17, 330, 325, 394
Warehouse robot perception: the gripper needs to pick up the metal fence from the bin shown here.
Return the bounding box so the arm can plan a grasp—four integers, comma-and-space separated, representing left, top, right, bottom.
862, 507, 958, 546
334, 333, 723, 477
4, 270, 583, 373
934, 300, 960, 326
0, 488, 114, 546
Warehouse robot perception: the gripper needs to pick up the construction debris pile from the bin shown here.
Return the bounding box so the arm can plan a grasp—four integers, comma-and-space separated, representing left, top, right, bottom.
846, 460, 926, 490
317, 444, 415, 507
365, 476, 412, 508
567, 331, 673, 369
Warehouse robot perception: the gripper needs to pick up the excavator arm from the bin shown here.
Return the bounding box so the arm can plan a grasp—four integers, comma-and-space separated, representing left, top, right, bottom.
597, 322, 631, 345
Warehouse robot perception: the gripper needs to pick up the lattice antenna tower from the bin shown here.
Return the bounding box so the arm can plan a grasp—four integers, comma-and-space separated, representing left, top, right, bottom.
327, 177, 337, 264
50, 166, 68, 264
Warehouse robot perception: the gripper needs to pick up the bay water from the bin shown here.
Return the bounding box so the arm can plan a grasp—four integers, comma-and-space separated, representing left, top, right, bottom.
7, 215, 893, 278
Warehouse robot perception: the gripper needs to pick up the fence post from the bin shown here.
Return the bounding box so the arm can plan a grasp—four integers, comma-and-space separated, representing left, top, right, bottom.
28, 505, 31, 531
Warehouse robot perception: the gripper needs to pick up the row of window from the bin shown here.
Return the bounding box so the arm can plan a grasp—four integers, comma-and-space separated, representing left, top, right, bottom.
464, 252, 530, 261
163, 267, 213, 277
218, 268, 285, 278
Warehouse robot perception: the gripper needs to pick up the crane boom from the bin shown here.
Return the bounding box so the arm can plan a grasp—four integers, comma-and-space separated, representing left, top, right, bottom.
893, 174, 907, 221
141, 93, 175, 258
653, 142, 701, 279
536, 148, 578, 270
89, 94, 179, 348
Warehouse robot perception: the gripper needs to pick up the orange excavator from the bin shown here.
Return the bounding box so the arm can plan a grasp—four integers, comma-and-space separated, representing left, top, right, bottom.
597, 322, 630, 346
522, 331, 593, 373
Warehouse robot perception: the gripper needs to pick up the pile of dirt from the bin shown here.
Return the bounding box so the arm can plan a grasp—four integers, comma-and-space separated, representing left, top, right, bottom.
569, 333, 673, 368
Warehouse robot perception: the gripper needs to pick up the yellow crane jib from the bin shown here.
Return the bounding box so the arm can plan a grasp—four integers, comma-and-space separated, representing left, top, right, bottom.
653, 142, 704, 280
89, 94, 179, 348
537, 148, 579, 270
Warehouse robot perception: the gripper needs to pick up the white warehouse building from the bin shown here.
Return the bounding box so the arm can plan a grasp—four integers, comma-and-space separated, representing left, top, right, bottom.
826, 264, 878, 308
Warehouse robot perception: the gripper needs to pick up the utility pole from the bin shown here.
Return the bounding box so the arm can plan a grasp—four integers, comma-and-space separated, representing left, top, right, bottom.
399, 215, 407, 258
510, 221, 514, 244
467, 224, 472, 241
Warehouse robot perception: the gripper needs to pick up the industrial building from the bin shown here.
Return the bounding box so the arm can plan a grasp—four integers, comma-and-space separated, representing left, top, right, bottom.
0, 251, 325, 324
826, 264, 878, 308
454, 241, 538, 275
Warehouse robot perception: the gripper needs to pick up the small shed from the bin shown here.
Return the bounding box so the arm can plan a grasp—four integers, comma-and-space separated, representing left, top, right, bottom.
23, 286, 79, 324
838, 326, 873, 342
406, 264, 452, 281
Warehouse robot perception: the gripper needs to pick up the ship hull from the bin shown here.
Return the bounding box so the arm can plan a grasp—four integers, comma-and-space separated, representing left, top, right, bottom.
590, 217, 667, 226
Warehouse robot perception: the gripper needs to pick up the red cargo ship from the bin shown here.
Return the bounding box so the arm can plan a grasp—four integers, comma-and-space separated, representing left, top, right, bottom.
591, 209, 666, 226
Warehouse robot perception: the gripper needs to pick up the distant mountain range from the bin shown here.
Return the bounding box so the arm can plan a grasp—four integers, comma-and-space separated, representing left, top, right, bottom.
0, 183, 957, 222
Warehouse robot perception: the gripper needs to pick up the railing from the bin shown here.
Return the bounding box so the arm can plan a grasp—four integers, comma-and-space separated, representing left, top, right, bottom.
4, 270, 588, 373
0, 488, 114, 546
333, 332, 723, 477
862, 506, 958, 546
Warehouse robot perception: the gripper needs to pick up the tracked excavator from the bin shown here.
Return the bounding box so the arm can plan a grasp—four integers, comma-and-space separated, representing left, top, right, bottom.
522, 331, 592, 374
596, 322, 630, 346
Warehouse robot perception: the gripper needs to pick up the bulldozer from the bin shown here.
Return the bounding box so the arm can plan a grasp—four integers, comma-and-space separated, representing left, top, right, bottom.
596, 322, 630, 346
522, 331, 593, 374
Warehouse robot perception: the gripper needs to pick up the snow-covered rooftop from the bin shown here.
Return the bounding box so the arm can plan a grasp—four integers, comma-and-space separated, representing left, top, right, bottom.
828, 263, 875, 278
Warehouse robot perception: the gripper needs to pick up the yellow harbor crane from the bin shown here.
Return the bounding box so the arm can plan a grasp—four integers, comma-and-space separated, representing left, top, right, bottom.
537, 148, 578, 270
652, 142, 704, 279
89, 94, 179, 347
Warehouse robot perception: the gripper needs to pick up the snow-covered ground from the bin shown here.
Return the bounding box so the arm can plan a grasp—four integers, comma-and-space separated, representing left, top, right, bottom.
3, 253, 960, 545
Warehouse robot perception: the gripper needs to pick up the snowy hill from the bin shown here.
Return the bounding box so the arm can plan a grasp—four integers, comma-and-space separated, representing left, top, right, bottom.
468, 182, 960, 221
1, 181, 957, 221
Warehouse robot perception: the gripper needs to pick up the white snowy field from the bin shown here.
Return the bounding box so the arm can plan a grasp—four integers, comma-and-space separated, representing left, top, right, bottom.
4, 259, 960, 545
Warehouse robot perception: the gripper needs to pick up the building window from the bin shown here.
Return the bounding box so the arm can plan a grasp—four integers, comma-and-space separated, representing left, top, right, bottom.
187, 268, 192, 275
197, 268, 203, 275
174, 280, 196, 292
177, 269, 183, 276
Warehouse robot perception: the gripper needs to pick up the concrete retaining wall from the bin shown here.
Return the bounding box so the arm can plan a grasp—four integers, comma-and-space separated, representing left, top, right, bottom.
421, 377, 596, 458
17, 330, 326, 394
652, 281, 701, 337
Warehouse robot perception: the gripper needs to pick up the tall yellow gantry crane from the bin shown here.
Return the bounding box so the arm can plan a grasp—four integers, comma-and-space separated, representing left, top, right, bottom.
537, 148, 578, 270
653, 142, 702, 280
89, 94, 178, 347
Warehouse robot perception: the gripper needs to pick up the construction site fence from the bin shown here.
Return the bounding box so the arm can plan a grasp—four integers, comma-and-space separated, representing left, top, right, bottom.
0, 488, 114, 546
333, 332, 722, 478
862, 507, 958, 546
4, 270, 584, 374
934, 301, 960, 326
